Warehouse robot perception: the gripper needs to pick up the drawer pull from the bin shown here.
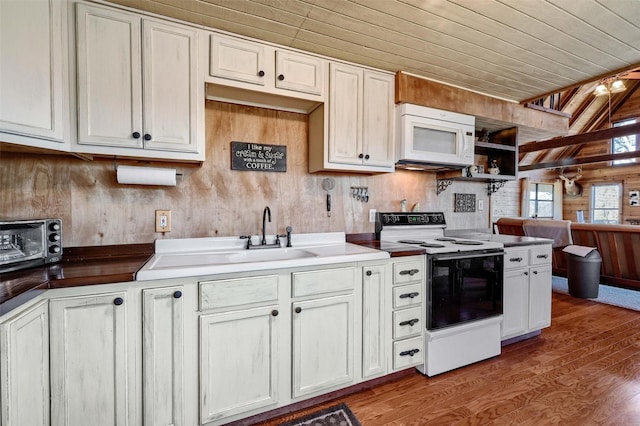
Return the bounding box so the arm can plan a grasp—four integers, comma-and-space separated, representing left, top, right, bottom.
399, 292, 419, 299
399, 318, 419, 327
399, 269, 420, 276
537, 254, 549, 259
400, 349, 420, 357
509, 257, 523, 262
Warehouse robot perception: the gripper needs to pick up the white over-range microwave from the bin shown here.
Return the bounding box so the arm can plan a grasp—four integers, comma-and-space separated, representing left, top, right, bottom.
396, 104, 475, 170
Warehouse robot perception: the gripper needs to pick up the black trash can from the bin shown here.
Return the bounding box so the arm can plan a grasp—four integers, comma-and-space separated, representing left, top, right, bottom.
566, 248, 602, 298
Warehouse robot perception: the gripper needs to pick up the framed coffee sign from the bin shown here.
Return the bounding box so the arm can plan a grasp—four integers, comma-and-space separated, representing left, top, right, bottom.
231, 142, 287, 172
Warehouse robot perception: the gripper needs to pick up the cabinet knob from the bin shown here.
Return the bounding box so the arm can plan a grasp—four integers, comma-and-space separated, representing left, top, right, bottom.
533, 270, 538, 275
358, 153, 364, 159
366, 270, 372, 276
294, 307, 302, 314
364, 154, 370, 160
144, 133, 152, 141
173, 290, 182, 299
113, 297, 124, 306
271, 309, 279, 317
400, 349, 420, 357
132, 132, 141, 139
278, 74, 285, 81
258, 70, 265, 77
524, 271, 529, 276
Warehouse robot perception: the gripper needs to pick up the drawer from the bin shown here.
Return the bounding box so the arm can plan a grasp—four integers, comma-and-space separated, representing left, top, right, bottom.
530, 245, 552, 265
292, 267, 355, 297
392, 259, 424, 285
392, 283, 423, 309
504, 248, 529, 270
199, 275, 279, 310
393, 307, 422, 339
393, 336, 424, 370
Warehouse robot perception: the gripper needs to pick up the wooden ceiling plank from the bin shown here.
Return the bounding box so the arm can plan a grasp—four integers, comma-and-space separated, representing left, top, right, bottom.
519, 150, 640, 171
519, 122, 640, 153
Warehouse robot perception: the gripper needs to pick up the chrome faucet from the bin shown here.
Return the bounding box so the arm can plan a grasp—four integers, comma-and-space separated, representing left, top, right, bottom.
261, 206, 271, 245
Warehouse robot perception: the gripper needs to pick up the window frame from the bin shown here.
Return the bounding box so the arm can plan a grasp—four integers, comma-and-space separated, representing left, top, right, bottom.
528, 182, 554, 219
611, 118, 638, 165
590, 182, 622, 224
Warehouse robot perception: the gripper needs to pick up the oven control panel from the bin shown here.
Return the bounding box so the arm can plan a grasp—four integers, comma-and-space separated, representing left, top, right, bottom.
376, 212, 446, 229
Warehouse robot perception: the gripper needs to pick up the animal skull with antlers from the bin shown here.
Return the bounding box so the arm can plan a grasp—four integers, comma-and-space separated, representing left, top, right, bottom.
559, 173, 583, 197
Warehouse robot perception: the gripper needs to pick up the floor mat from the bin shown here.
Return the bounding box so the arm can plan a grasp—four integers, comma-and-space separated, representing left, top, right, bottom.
552, 275, 640, 311
277, 403, 361, 426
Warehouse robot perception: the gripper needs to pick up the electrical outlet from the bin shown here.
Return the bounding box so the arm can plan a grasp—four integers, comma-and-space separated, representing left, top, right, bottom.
155, 210, 171, 233
369, 209, 377, 223
478, 200, 484, 211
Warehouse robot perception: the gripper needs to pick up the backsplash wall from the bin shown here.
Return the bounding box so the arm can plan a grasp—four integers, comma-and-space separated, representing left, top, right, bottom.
0, 101, 490, 246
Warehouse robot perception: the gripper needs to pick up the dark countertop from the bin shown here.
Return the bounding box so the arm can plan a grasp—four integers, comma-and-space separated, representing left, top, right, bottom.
0, 243, 153, 307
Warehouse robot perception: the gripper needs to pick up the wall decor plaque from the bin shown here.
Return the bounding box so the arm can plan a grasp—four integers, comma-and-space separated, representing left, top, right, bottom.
454, 193, 476, 212
231, 141, 286, 172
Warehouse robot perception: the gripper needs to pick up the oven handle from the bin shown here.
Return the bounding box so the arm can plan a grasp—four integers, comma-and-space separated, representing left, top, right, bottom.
431, 250, 504, 261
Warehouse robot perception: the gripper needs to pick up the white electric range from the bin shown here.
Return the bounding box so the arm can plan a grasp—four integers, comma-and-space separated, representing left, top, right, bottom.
376, 212, 505, 376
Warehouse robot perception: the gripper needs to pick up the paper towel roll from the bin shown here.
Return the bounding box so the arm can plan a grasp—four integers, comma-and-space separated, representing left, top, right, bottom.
116, 165, 177, 186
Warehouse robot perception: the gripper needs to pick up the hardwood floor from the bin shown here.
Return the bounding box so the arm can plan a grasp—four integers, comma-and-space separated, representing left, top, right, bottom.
260, 292, 640, 425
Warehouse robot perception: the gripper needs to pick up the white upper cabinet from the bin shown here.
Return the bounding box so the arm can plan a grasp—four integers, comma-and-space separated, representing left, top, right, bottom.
0, 0, 69, 148
207, 33, 326, 111
75, 3, 202, 161
309, 63, 395, 173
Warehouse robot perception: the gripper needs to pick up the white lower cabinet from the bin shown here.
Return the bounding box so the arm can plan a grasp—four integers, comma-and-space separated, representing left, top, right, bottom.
199, 305, 280, 423
142, 286, 186, 426
502, 244, 553, 341
292, 294, 355, 398
361, 264, 387, 379
50, 292, 130, 426
0, 299, 50, 426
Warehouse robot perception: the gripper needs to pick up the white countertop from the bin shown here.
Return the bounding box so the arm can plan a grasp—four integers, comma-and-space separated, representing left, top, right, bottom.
136, 232, 390, 280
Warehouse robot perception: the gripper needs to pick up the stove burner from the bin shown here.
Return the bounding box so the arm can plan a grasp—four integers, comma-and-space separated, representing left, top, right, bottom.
453, 240, 484, 245
397, 240, 426, 245
435, 237, 456, 242
420, 243, 446, 248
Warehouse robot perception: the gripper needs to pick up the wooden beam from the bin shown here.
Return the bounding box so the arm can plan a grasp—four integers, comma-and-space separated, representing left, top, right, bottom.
519, 121, 640, 153
519, 150, 640, 171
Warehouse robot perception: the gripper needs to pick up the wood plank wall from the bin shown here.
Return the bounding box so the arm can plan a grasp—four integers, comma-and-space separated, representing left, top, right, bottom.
0, 101, 493, 247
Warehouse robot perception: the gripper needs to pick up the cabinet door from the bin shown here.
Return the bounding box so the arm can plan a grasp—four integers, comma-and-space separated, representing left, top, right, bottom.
501, 268, 529, 339
209, 34, 265, 85
0, 300, 49, 426
292, 294, 355, 398
362, 266, 387, 379
142, 287, 184, 426
275, 50, 324, 95
50, 292, 129, 426
328, 63, 362, 166
76, 4, 143, 148
362, 70, 394, 168
529, 265, 552, 330
199, 306, 279, 424
142, 19, 198, 153
0, 0, 66, 142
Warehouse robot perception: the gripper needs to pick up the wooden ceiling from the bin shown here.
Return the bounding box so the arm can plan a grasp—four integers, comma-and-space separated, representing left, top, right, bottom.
111, 0, 640, 103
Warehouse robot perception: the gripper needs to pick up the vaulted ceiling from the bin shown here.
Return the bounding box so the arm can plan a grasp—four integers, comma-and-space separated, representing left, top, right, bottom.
114, 0, 640, 103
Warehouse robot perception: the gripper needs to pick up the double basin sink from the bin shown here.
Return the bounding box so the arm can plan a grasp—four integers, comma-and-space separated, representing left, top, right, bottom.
136, 232, 389, 280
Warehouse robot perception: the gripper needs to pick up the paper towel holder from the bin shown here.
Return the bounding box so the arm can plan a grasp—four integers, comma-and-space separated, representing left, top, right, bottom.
113, 158, 183, 176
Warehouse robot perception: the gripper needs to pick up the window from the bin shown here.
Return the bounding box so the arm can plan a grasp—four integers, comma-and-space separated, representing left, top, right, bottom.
591, 183, 621, 224
612, 119, 637, 165
529, 183, 554, 218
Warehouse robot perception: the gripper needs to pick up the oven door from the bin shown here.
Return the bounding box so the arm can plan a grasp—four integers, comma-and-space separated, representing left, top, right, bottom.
427, 250, 503, 330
